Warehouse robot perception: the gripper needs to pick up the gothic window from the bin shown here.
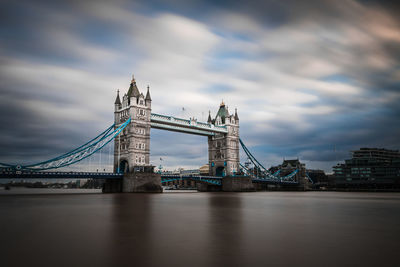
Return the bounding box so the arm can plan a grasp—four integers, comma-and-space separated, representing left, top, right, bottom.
140, 100, 144, 105
215, 116, 222, 125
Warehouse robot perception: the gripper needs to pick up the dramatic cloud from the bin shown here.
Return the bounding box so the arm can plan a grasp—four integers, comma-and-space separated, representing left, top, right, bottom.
0, 0, 399, 172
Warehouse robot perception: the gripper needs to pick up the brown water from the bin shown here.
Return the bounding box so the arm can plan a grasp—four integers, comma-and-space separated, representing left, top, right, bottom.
1, 191, 399, 267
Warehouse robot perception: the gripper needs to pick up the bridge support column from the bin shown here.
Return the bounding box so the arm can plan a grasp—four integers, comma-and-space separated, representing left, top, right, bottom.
122, 171, 162, 193
222, 176, 255, 192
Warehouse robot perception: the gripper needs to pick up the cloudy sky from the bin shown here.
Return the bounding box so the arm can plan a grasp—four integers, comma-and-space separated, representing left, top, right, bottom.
0, 0, 399, 172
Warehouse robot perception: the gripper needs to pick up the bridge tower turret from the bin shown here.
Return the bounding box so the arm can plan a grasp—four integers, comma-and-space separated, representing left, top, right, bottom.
114, 89, 121, 122
113, 74, 152, 173
208, 101, 240, 176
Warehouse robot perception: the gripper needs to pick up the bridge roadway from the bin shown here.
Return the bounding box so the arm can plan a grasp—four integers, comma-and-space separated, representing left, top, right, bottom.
0, 171, 222, 184
0, 171, 298, 185
0, 171, 123, 180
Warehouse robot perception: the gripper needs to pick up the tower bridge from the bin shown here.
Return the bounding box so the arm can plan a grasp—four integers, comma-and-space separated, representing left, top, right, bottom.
113, 75, 239, 178
0, 74, 310, 191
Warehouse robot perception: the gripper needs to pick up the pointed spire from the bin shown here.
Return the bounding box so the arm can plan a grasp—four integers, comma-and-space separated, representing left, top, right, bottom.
127, 73, 140, 98
114, 89, 121, 105
145, 85, 152, 101
207, 110, 212, 123
215, 100, 229, 124
234, 108, 239, 121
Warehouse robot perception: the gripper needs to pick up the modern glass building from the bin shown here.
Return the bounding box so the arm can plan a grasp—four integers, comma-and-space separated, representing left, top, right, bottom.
333, 148, 400, 189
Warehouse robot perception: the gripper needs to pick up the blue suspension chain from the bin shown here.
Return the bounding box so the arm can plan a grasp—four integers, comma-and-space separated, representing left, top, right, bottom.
0, 118, 131, 171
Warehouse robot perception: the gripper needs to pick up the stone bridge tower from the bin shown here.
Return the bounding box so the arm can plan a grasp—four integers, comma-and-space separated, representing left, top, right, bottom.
208, 101, 240, 176
113, 75, 152, 173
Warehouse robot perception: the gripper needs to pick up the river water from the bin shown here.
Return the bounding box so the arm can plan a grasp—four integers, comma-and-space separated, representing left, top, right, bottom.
1, 190, 399, 267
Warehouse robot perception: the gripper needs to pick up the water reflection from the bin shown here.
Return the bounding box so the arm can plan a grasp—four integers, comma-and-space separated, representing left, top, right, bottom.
108, 194, 154, 266
207, 194, 243, 267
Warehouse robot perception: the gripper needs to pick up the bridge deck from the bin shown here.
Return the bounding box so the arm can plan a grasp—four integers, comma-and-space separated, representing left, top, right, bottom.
0, 171, 123, 179
0, 171, 298, 185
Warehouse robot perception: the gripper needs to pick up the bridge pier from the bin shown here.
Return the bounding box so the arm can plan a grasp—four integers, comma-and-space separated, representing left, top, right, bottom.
122, 172, 162, 193
196, 183, 222, 192
103, 166, 162, 193
195, 176, 255, 192
222, 176, 255, 192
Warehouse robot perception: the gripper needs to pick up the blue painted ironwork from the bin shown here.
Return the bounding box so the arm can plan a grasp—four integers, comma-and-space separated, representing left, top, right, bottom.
305, 172, 314, 184
0, 171, 123, 179
0, 118, 131, 171
239, 139, 278, 180
161, 174, 222, 185
239, 139, 300, 183
273, 170, 281, 177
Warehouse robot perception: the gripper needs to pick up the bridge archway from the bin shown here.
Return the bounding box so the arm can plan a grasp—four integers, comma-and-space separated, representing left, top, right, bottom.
216, 166, 225, 177
118, 160, 129, 174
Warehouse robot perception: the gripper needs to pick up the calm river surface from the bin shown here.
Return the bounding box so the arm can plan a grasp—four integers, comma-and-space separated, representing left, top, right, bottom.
1, 190, 399, 267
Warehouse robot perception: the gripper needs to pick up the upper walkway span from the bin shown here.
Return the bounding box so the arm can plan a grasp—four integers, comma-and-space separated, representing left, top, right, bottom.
150, 113, 228, 136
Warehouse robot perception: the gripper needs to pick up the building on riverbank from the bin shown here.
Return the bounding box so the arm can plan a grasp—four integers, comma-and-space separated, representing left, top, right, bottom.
333, 148, 400, 189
